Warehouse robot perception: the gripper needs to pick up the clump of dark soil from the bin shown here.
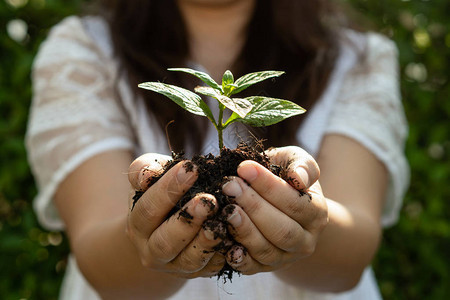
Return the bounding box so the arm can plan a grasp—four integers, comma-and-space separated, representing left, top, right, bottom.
132, 142, 285, 281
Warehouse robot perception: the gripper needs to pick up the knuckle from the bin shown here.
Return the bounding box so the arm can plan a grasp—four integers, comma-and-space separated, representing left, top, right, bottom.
137, 200, 159, 222
299, 242, 316, 257
150, 230, 175, 260
140, 256, 157, 269
310, 201, 328, 232
317, 211, 329, 230
242, 193, 263, 215
286, 197, 305, 218
254, 246, 279, 266
178, 253, 203, 273
272, 225, 297, 248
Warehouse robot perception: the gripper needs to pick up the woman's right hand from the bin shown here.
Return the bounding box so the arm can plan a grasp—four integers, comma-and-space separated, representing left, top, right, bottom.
126, 153, 226, 278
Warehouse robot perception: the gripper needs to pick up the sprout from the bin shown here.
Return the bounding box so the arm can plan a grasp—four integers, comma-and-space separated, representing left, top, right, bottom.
139, 68, 306, 149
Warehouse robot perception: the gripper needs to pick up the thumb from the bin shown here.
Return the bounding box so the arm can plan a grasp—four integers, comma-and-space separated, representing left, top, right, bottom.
266, 146, 320, 190
128, 153, 172, 190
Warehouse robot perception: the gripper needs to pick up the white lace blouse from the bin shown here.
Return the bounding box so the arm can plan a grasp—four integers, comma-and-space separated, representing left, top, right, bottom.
26, 16, 409, 300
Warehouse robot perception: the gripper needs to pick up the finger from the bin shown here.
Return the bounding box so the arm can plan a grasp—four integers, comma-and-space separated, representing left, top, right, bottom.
199, 253, 226, 277
169, 219, 227, 273
222, 177, 314, 253
305, 181, 329, 234
128, 153, 172, 190
128, 161, 197, 239
266, 146, 320, 189
170, 253, 226, 279
146, 193, 218, 265
234, 161, 328, 232
224, 205, 293, 266
226, 245, 275, 275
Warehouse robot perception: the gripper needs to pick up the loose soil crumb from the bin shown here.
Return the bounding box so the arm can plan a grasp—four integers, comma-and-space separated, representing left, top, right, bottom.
131, 191, 144, 211
299, 190, 313, 202
178, 207, 194, 224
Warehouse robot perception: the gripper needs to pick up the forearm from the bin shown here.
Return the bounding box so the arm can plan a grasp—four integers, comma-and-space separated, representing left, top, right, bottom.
274, 198, 381, 292
72, 214, 187, 299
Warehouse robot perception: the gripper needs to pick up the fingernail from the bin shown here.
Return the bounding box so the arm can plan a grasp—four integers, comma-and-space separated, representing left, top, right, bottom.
230, 246, 244, 264
138, 166, 150, 189
138, 164, 160, 189
295, 166, 309, 188
222, 179, 242, 197
238, 163, 258, 182
177, 162, 195, 184
233, 255, 243, 264
204, 229, 216, 241
227, 210, 242, 227
203, 220, 226, 241
195, 194, 215, 216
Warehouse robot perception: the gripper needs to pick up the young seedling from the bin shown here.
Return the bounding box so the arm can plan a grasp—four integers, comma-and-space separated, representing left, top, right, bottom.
138, 68, 306, 150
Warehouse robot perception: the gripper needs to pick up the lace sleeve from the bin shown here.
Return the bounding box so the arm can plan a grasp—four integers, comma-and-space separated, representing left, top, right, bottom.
26, 17, 135, 231
325, 33, 410, 227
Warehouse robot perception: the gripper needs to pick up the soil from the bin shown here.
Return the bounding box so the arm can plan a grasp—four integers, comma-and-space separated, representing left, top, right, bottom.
132, 142, 286, 282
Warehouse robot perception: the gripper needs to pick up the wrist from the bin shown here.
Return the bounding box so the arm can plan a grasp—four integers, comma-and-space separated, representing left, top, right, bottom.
72, 215, 187, 299
274, 199, 381, 293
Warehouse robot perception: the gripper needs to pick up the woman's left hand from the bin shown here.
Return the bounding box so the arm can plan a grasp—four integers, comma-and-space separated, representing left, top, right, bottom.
221, 146, 328, 274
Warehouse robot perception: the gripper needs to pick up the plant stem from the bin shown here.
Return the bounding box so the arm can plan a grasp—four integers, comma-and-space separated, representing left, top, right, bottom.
218, 127, 224, 150
218, 104, 225, 150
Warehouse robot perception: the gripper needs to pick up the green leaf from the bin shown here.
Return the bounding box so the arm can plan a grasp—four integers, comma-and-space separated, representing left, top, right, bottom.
238, 96, 306, 127
217, 95, 253, 118
222, 70, 235, 96
194, 86, 219, 98
194, 86, 253, 118
223, 111, 241, 127
222, 70, 234, 86
138, 82, 216, 125
168, 68, 222, 92
232, 71, 285, 95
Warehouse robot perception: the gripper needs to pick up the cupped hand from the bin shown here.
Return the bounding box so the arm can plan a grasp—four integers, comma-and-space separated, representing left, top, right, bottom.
221, 146, 328, 274
126, 153, 226, 278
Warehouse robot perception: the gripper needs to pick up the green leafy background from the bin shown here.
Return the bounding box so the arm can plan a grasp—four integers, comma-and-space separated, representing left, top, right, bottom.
0, 0, 448, 298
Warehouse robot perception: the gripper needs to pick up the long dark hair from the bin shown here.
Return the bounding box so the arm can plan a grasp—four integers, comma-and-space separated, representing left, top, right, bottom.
95, 0, 344, 152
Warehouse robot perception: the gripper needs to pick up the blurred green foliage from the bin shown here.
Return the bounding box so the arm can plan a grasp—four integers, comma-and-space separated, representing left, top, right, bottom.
1, 0, 84, 299
345, 1, 450, 299
0, 0, 448, 299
